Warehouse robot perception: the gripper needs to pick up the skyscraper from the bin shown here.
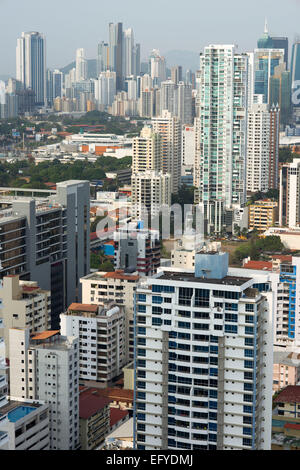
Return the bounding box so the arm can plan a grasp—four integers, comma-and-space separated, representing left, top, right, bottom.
195, 45, 248, 234
150, 50, 167, 86
291, 41, 300, 107
75, 48, 88, 82
257, 20, 288, 66
95, 71, 116, 108
246, 103, 280, 193
279, 158, 300, 227
0, 180, 90, 329
97, 41, 109, 76
152, 110, 182, 194
109, 22, 123, 90
134, 250, 274, 450
171, 66, 183, 85
16, 31, 46, 106
177, 81, 193, 125
253, 48, 285, 104
269, 63, 291, 126
9, 328, 80, 450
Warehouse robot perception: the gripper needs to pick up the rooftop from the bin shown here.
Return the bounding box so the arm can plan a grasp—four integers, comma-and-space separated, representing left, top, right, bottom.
79, 388, 111, 420
83, 270, 139, 282
68, 303, 98, 313
110, 408, 129, 427
158, 271, 251, 287
243, 260, 273, 271
0, 399, 41, 422
274, 386, 300, 404
31, 330, 60, 341
92, 388, 133, 403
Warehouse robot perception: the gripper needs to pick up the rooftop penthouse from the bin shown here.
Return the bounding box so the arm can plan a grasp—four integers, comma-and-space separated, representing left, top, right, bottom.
67, 302, 122, 318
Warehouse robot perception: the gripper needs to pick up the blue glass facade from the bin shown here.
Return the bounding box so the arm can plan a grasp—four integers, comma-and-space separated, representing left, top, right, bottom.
280, 264, 296, 339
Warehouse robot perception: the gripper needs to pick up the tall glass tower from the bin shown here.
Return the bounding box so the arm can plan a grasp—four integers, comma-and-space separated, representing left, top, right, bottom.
291, 41, 300, 107
253, 48, 285, 104
195, 45, 248, 234
16, 31, 46, 106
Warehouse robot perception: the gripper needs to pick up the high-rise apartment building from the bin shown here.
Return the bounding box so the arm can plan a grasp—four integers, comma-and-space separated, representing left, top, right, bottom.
159, 80, 177, 116
0, 180, 90, 329
47, 69, 63, 106
151, 110, 182, 194
195, 45, 248, 233
109, 22, 123, 90
171, 66, 183, 85
95, 71, 116, 108
114, 222, 160, 277
131, 171, 172, 219
0, 275, 51, 358
80, 270, 140, 362
97, 41, 109, 76
75, 49, 88, 82
16, 31, 46, 106
134, 250, 274, 450
138, 90, 155, 118
291, 41, 300, 108
9, 328, 79, 450
177, 81, 193, 125
132, 126, 162, 174
160, 81, 193, 125
279, 158, 300, 228
123, 28, 135, 78
182, 125, 195, 168
60, 302, 126, 386
246, 103, 280, 193
150, 50, 167, 86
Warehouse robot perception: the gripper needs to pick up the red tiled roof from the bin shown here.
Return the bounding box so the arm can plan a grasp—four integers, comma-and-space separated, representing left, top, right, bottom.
271, 255, 293, 262
243, 260, 273, 271
94, 388, 134, 403
68, 303, 98, 313
31, 330, 60, 340
79, 388, 111, 419
110, 408, 129, 427
274, 386, 300, 403
22, 285, 39, 292
284, 423, 300, 430
103, 271, 139, 281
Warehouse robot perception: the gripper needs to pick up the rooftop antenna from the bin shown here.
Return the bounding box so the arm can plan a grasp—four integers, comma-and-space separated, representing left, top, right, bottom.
264, 18, 268, 35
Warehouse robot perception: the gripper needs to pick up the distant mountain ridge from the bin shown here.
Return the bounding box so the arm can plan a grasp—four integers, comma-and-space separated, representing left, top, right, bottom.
60, 59, 97, 78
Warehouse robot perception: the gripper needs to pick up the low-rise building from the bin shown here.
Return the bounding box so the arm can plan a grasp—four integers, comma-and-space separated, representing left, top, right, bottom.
272, 385, 300, 449
273, 350, 300, 393
79, 386, 111, 450
110, 408, 129, 432
248, 199, 278, 232
103, 417, 133, 450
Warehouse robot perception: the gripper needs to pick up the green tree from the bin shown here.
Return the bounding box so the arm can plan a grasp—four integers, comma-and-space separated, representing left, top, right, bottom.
98, 260, 115, 272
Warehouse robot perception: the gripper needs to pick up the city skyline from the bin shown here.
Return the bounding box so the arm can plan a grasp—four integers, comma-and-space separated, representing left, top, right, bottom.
1, 0, 300, 76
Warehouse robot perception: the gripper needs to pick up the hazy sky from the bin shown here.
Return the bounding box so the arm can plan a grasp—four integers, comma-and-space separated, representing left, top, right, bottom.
1, 0, 300, 75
